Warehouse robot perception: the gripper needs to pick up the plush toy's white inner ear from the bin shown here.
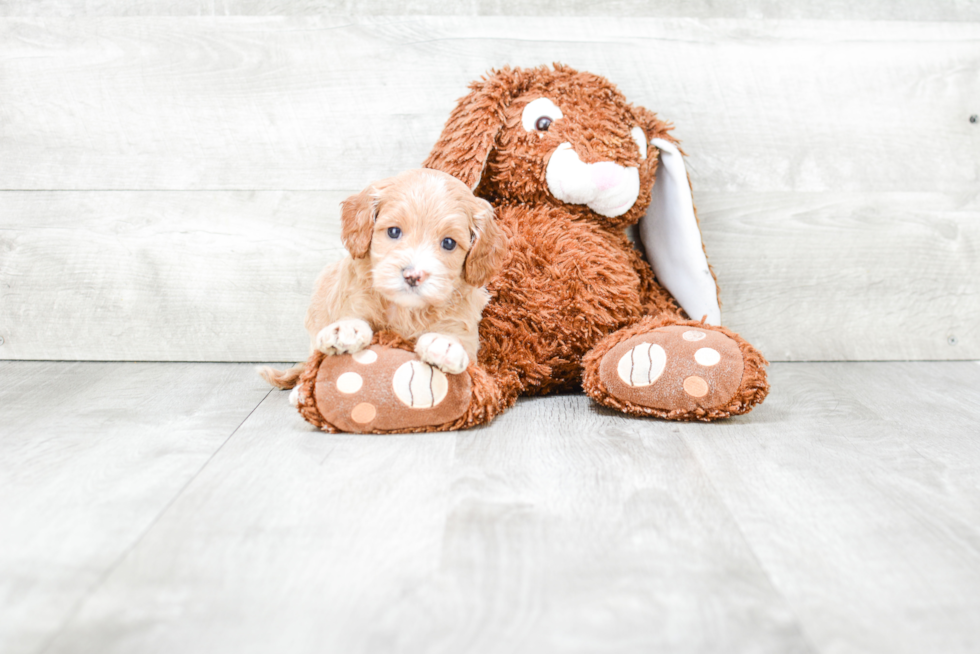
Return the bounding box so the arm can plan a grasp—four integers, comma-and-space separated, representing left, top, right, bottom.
640, 138, 722, 326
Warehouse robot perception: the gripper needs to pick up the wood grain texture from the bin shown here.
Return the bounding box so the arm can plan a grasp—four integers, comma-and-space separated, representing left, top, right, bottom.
39, 388, 811, 654
702, 192, 980, 361
1, 17, 976, 362
0, 191, 346, 361
1, 0, 979, 20
679, 361, 980, 653
0, 361, 271, 654
9, 361, 978, 653
1, 18, 977, 193
1, 190, 976, 361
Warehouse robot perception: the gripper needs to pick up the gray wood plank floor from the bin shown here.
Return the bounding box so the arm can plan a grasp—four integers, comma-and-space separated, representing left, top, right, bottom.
1, 361, 978, 653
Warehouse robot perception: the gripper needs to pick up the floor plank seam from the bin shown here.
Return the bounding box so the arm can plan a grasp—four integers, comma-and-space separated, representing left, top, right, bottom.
673, 426, 822, 654
31, 386, 275, 654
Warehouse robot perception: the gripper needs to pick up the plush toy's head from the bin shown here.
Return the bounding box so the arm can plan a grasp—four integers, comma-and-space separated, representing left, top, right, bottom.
423, 63, 677, 230
425, 63, 723, 325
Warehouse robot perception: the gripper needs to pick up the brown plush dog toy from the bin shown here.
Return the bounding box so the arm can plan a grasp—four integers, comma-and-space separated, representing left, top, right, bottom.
292, 63, 769, 432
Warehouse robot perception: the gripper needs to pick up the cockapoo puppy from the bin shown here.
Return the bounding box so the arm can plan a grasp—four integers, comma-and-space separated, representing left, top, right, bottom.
261, 168, 503, 396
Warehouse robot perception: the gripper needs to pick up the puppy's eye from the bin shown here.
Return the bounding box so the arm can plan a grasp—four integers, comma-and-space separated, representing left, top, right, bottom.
387, 227, 402, 239
535, 116, 552, 131
441, 237, 457, 252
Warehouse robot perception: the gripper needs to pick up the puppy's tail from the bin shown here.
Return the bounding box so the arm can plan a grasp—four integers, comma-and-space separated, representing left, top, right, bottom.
257, 363, 304, 390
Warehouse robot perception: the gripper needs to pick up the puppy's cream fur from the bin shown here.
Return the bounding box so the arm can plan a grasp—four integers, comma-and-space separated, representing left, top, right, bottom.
261, 168, 502, 390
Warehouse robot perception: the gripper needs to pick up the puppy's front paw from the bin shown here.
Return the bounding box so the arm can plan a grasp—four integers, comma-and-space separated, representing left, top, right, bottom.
315, 319, 373, 355
415, 333, 469, 374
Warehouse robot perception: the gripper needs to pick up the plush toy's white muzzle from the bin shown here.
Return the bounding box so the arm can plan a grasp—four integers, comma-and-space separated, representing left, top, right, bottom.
545, 142, 640, 218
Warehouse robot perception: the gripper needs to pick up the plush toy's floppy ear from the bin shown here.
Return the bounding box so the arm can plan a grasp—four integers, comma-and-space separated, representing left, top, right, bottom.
423, 68, 523, 190
340, 186, 379, 259
639, 138, 722, 325
464, 198, 503, 287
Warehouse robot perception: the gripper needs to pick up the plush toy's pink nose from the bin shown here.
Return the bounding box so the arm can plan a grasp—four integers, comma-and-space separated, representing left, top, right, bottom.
591, 162, 625, 191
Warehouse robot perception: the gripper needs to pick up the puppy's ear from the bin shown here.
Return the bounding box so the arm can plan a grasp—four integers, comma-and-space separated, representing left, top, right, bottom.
464, 197, 504, 287
423, 67, 531, 191
340, 185, 380, 259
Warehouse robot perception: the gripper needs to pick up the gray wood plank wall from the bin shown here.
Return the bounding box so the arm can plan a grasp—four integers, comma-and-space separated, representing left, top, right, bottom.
1, 8, 978, 361
2, 1, 979, 20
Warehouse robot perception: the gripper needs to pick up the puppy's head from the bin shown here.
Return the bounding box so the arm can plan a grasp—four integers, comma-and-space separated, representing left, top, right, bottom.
341, 169, 502, 308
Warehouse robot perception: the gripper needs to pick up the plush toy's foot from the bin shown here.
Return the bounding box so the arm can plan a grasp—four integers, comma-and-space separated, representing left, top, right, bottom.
583, 320, 769, 421
293, 344, 473, 434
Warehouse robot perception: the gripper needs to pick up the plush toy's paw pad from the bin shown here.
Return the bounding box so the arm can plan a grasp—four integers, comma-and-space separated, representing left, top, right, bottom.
599, 326, 743, 413
311, 345, 471, 433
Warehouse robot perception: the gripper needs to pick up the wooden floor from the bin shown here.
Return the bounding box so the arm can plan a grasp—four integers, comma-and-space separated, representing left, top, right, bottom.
2, 360, 979, 654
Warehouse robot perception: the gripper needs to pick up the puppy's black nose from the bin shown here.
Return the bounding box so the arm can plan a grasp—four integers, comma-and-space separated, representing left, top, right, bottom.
403, 268, 428, 287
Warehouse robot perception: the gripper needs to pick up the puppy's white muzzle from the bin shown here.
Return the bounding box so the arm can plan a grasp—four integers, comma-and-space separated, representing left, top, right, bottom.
373, 245, 454, 309
545, 142, 640, 218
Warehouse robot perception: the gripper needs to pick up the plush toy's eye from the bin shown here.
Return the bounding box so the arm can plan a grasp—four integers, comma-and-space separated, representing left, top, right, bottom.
522, 97, 564, 132
387, 227, 402, 239
441, 237, 457, 251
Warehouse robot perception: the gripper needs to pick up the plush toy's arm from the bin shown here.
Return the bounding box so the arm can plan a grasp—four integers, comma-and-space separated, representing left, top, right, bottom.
639, 138, 721, 326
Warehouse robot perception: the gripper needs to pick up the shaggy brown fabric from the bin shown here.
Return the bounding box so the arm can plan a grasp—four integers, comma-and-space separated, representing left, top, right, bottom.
298, 63, 768, 432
